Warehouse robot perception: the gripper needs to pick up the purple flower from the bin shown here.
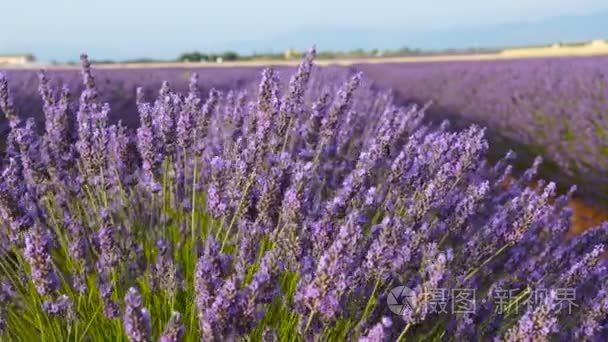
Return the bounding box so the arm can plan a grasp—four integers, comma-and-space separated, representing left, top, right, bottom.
277, 47, 316, 146
156, 81, 178, 156
107, 123, 138, 187
252, 68, 280, 159
195, 88, 220, 155
296, 211, 363, 325
279, 161, 313, 225
176, 73, 200, 154
237, 250, 280, 331
97, 268, 120, 319
0, 72, 21, 127
0, 283, 15, 324
255, 152, 291, 228
136, 100, 163, 192
97, 217, 120, 269
448, 181, 490, 233
24, 227, 59, 297
0, 179, 33, 242
62, 208, 89, 293
362, 215, 414, 282
195, 236, 230, 331
263, 328, 279, 342
43, 295, 73, 318
576, 286, 608, 339
235, 219, 265, 275
300, 90, 330, 156
359, 317, 392, 342
63, 209, 88, 262
123, 287, 151, 342
151, 239, 182, 295
559, 244, 605, 287
200, 276, 239, 340
14, 119, 49, 193
503, 290, 559, 342
318, 73, 361, 154
39, 72, 74, 171
159, 311, 185, 342
75, 55, 111, 184
0, 282, 15, 332
401, 244, 452, 324
206, 156, 229, 219
0, 282, 15, 304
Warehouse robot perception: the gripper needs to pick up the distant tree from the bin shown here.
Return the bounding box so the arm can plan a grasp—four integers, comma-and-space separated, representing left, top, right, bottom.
317, 51, 337, 59
350, 48, 366, 56
124, 58, 162, 64
397, 47, 413, 54
221, 51, 239, 61
178, 51, 206, 62
91, 59, 117, 64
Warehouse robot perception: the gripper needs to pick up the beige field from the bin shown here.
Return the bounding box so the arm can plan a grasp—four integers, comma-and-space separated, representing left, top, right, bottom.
3, 41, 608, 70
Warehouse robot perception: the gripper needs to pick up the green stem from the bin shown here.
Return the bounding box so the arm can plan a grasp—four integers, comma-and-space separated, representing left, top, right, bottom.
189, 156, 199, 340
163, 158, 170, 236
303, 311, 316, 334
503, 287, 531, 316
191, 158, 198, 245
358, 277, 381, 327
100, 166, 108, 208
464, 243, 511, 282
437, 232, 450, 248
78, 304, 103, 342
280, 117, 294, 153
220, 174, 255, 251
396, 323, 412, 342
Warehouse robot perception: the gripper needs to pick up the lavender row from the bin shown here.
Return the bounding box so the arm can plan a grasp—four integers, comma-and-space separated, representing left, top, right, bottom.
0, 65, 354, 139
356, 56, 608, 202
0, 52, 607, 341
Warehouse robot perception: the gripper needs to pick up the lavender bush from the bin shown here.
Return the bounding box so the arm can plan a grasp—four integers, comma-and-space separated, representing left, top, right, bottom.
0, 66, 261, 138
1, 51, 607, 341
0, 64, 349, 138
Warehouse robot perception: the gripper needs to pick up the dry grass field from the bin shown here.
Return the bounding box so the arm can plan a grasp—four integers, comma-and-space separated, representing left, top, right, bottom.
3, 40, 608, 70
569, 198, 608, 234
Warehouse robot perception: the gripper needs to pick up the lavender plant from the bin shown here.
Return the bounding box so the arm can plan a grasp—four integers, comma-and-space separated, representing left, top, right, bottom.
0, 51, 607, 341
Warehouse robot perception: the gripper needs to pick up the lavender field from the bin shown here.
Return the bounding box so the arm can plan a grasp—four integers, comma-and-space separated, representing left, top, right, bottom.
358, 56, 608, 203
1, 51, 608, 341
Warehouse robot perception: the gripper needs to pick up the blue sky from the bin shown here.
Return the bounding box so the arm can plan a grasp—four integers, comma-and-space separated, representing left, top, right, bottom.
2, 0, 608, 61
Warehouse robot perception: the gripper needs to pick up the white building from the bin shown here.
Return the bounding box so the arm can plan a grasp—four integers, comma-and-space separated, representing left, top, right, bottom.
0, 54, 35, 65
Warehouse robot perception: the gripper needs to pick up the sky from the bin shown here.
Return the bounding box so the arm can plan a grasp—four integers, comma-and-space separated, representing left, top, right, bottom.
1, 0, 608, 62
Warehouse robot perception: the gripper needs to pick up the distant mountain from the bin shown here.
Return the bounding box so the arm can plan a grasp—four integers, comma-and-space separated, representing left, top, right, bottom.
217, 11, 608, 53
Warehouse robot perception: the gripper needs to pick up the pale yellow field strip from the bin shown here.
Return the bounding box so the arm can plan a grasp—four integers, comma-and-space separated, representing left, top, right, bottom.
3, 43, 608, 70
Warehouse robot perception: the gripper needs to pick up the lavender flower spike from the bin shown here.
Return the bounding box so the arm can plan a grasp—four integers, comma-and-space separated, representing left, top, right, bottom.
359, 317, 392, 342
503, 290, 559, 342
159, 311, 185, 342
123, 287, 151, 342
24, 227, 60, 297
0, 72, 21, 127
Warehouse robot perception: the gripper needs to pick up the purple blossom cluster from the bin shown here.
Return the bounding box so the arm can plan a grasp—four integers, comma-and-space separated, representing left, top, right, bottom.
0, 52, 607, 340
